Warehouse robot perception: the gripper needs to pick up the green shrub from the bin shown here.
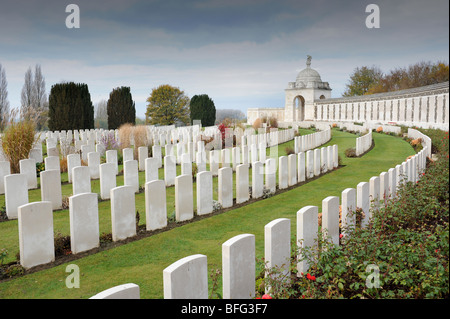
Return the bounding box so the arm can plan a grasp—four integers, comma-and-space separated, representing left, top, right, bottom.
36, 162, 45, 175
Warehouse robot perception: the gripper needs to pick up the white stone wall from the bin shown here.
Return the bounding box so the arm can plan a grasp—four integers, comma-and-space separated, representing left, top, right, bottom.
314, 83, 449, 130
249, 82, 449, 131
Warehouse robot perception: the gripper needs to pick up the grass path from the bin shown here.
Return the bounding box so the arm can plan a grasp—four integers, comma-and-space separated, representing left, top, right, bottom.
0, 129, 415, 298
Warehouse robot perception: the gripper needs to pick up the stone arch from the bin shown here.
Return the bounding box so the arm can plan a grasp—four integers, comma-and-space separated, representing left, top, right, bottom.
294, 95, 305, 121
319, 95, 326, 99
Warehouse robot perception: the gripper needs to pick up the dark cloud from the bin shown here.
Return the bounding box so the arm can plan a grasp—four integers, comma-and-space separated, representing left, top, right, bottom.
0, 0, 448, 117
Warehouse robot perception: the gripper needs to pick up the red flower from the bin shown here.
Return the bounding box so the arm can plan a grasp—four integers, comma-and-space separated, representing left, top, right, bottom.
339, 234, 344, 239
262, 294, 272, 299
306, 273, 316, 281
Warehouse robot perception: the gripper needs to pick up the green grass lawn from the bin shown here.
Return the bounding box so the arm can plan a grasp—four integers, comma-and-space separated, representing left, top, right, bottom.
0, 129, 415, 298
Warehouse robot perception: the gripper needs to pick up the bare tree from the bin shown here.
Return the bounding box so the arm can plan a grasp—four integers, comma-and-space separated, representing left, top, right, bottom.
95, 99, 108, 119
32, 64, 47, 109
20, 65, 48, 130
94, 99, 108, 129
21, 67, 34, 113
0, 63, 10, 130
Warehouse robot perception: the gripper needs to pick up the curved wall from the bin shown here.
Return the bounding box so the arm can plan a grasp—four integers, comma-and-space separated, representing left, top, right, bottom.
314, 82, 449, 130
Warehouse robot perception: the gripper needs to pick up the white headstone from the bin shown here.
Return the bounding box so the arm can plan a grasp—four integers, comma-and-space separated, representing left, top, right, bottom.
124, 160, 139, 193
72, 166, 91, 195
369, 176, 380, 214
321, 196, 340, 245
40, 169, 62, 210
181, 153, 192, 176
388, 167, 396, 197
321, 147, 328, 173
218, 167, 233, 208
4, 174, 29, 219
90, 283, 140, 299
327, 145, 334, 171
222, 234, 255, 299
313, 148, 321, 176
99, 163, 116, 200
152, 145, 162, 168
67, 153, 81, 183
341, 188, 356, 232
288, 154, 297, 186
87, 152, 100, 180
145, 157, 159, 183
175, 174, 193, 222
145, 180, 167, 231
18, 201, 54, 269
44, 156, 60, 171
265, 158, 276, 193
163, 254, 208, 299
123, 148, 134, 162
19, 158, 37, 189
69, 192, 99, 254
0, 161, 11, 194
110, 185, 136, 241
333, 144, 339, 168
306, 150, 314, 179
196, 171, 213, 215
297, 152, 305, 183
278, 156, 288, 190
379, 171, 389, 201
252, 161, 264, 199
138, 146, 148, 171
357, 182, 370, 227
297, 205, 318, 275
209, 150, 219, 176
164, 155, 176, 187
264, 218, 291, 293
106, 150, 118, 175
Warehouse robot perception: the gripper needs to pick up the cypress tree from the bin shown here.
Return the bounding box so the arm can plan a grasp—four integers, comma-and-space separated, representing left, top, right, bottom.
107, 86, 136, 129
48, 82, 94, 131
189, 94, 216, 126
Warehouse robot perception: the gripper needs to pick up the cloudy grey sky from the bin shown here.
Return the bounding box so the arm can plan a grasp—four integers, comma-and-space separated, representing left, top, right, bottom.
0, 0, 448, 118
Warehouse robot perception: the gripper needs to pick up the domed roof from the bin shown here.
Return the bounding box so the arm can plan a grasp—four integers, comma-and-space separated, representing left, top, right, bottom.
287, 56, 331, 90
296, 66, 322, 84
296, 55, 322, 85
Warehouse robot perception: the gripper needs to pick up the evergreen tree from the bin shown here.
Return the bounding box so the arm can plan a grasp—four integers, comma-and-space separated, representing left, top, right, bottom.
48, 82, 94, 131
106, 86, 136, 129
189, 94, 216, 126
